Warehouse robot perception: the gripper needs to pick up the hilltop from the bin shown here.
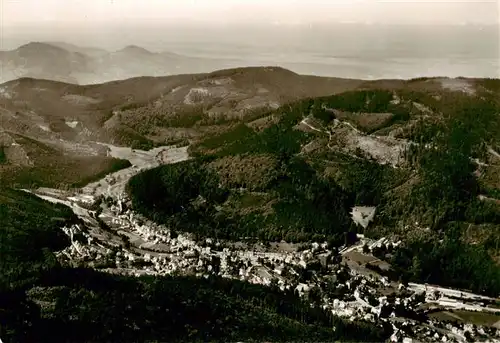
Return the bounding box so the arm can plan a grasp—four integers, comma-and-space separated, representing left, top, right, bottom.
0, 66, 364, 188
0, 42, 89, 84
2, 68, 500, 342
126, 76, 500, 296
1, 68, 497, 196
0, 41, 247, 85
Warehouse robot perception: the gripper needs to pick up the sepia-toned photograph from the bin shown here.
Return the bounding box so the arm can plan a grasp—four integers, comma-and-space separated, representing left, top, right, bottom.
1, 1, 500, 342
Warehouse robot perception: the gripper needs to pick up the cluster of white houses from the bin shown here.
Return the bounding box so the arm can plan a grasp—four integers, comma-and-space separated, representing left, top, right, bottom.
52, 193, 500, 343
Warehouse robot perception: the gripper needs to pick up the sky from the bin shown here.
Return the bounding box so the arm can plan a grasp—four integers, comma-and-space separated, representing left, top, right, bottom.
0, 0, 498, 78
2, 0, 499, 27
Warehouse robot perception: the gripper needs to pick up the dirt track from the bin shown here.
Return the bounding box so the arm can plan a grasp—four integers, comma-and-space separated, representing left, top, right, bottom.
82, 144, 189, 199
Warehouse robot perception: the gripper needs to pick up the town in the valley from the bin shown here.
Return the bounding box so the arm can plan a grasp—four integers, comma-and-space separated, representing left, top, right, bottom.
22, 144, 500, 343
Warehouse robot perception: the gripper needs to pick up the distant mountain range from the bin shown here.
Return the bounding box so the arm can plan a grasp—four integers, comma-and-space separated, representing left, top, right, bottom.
0, 42, 246, 85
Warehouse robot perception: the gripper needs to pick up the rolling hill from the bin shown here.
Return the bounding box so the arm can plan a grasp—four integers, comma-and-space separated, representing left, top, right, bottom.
0, 66, 366, 188
2, 65, 493, 192
2, 64, 500, 342
125, 76, 500, 296
0, 42, 250, 85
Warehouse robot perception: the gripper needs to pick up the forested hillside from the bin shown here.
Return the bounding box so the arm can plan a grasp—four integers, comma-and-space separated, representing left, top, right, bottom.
0, 189, 388, 342
128, 82, 500, 297
4, 76, 500, 342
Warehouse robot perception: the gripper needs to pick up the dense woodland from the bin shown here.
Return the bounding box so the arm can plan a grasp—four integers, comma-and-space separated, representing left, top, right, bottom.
0, 188, 388, 342
0, 146, 6, 164
375, 89, 500, 296
3, 269, 391, 343
127, 156, 356, 243
3, 83, 500, 341
128, 86, 500, 297
127, 98, 359, 243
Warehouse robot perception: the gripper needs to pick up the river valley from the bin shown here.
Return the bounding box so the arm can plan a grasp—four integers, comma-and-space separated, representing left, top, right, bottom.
22, 142, 500, 343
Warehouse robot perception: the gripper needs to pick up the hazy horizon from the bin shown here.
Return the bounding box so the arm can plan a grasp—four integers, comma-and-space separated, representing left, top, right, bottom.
1, 0, 499, 79
3, 0, 499, 26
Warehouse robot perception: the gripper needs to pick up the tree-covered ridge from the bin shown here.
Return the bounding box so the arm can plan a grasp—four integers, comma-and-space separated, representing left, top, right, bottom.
389, 224, 500, 296
374, 91, 500, 296
378, 94, 500, 227
127, 156, 354, 243
127, 89, 425, 243
128, 95, 354, 241
0, 133, 132, 189
0, 145, 6, 164
9, 269, 389, 343
0, 189, 388, 343
4, 83, 500, 342
0, 188, 77, 292
128, 86, 500, 297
